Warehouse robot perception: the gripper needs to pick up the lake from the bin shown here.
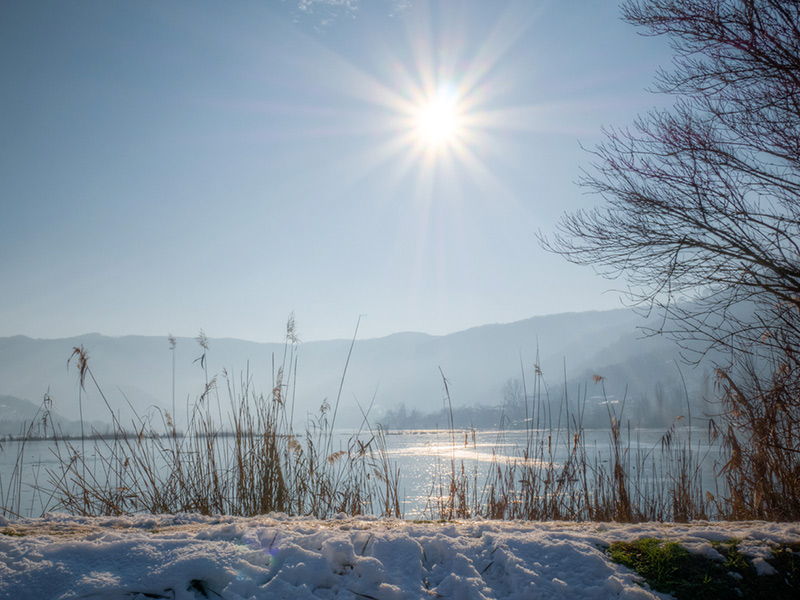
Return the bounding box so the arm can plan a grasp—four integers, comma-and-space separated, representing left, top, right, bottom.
0, 427, 721, 519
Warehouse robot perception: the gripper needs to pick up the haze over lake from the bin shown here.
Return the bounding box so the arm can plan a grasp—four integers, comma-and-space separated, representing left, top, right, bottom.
0, 307, 716, 434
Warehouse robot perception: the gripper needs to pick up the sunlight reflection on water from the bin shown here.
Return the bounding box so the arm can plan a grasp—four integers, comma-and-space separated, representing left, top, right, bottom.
1, 427, 718, 519
379, 428, 718, 517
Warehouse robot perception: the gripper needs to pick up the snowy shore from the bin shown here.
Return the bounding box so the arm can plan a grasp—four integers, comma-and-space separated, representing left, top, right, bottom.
1, 513, 798, 599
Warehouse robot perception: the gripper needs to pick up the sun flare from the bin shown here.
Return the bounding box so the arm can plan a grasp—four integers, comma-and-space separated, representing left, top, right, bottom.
414, 87, 463, 149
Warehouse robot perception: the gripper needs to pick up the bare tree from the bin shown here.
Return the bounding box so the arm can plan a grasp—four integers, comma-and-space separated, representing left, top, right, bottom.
542, 0, 800, 518
543, 0, 800, 356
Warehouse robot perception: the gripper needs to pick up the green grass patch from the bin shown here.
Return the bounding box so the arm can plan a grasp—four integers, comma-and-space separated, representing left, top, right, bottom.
411, 519, 450, 524
0, 529, 24, 537
608, 537, 799, 599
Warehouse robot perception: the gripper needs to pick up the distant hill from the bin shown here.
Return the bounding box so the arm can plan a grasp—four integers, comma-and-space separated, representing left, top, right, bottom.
0, 308, 719, 430
0, 394, 93, 437
0, 394, 43, 424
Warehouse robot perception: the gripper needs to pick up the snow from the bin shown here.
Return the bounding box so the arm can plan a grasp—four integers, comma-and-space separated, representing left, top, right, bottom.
0, 514, 798, 599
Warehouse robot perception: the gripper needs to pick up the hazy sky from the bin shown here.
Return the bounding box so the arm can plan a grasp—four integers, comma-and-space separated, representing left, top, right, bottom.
0, 0, 673, 343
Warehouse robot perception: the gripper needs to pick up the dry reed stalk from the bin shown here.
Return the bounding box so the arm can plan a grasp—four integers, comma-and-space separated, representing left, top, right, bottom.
6, 323, 796, 523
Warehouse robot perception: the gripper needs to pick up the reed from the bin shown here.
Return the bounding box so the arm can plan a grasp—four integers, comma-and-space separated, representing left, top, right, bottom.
2, 324, 796, 523
2, 320, 400, 519
421, 365, 714, 523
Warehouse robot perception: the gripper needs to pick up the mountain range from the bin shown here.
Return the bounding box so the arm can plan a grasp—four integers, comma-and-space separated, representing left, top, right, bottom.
0, 307, 719, 433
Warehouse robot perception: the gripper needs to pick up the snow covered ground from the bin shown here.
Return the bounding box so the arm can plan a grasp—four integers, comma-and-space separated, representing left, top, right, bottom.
1, 513, 798, 599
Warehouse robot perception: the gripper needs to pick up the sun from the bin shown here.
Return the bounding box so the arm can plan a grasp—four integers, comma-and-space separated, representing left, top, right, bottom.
413, 86, 463, 150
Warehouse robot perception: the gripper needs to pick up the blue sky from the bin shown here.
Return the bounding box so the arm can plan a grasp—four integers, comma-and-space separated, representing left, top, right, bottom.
0, 0, 673, 342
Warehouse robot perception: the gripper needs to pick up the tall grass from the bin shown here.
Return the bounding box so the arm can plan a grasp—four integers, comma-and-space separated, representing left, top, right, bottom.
0, 393, 56, 519
422, 368, 477, 520
707, 301, 800, 521
422, 367, 714, 522
1, 320, 400, 519
2, 325, 796, 522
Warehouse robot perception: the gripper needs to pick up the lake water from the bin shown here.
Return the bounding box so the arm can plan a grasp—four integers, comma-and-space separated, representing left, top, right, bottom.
382, 427, 721, 517
0, 427, 721, 519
